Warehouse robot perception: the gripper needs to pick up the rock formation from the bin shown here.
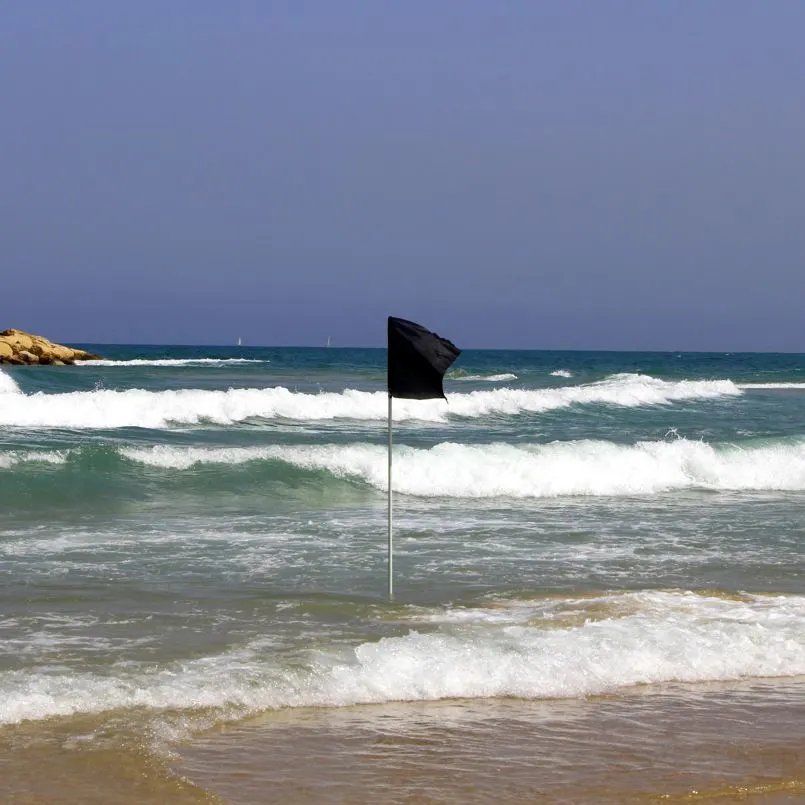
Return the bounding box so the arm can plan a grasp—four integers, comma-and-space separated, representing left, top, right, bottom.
0, 329, 102, 365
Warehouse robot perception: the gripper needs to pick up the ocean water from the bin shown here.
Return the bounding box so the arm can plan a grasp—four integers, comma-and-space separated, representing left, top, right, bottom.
3, 346, 805, 803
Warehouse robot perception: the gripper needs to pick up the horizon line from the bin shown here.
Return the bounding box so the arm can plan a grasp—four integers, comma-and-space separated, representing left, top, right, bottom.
57, 342, 805, 356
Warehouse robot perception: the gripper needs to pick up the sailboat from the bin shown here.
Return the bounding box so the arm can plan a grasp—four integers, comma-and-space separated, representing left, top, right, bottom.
326, 336, 331, 348
237, 336, 243, 347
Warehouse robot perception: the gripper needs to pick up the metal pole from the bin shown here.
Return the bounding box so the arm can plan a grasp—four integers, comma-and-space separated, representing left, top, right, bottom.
387, 393, 393, 600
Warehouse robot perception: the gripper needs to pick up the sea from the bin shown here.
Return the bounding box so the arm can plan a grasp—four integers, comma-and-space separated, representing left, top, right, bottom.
3, 346, 805, 804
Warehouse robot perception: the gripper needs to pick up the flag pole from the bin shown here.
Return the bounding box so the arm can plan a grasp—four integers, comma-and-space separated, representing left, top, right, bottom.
387, 393, 394, 600
386, 316, 459, 602
387, 393, 394, 599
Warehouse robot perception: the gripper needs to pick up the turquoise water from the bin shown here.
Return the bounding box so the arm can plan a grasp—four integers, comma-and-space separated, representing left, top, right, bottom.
2, 347, 805, 737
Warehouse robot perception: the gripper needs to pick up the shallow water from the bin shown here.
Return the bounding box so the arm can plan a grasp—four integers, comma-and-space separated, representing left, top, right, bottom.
3, 347, 805, 801
181, 682, 805, 804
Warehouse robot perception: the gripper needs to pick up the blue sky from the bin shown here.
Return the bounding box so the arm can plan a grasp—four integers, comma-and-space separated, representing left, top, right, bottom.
1, 2, 803, 349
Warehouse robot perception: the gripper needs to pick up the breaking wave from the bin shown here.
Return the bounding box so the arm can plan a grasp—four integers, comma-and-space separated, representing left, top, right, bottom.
3, 591, 805, 725
121, 436, 805, 497
455, 373, 519, 382
0, 373, 741, 429
0, 450, 65, 470
0, 369, 22, 395
80, 358, 264, 367
738, 382, 805, 390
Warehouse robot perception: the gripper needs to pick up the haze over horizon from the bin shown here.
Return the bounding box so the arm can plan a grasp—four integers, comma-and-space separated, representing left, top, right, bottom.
2, 2, 803, 351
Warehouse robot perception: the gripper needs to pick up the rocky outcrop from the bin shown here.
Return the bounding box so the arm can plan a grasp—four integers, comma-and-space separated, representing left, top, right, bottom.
0, 329, 102, 365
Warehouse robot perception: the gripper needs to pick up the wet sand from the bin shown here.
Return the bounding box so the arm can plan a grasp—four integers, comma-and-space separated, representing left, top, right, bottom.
4, 680, 805, 803
0, 714, 216, 804
179, 681, 805, 805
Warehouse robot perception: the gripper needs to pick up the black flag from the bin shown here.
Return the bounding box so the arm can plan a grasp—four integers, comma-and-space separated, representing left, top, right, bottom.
387, 316, 461, 400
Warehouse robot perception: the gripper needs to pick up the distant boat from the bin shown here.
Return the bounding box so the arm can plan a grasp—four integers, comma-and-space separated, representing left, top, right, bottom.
326, 336, 331, 348
237, 336, 243, 347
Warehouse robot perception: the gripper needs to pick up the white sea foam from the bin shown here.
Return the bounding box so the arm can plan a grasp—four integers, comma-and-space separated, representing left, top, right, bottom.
80, 358, 264, 367
738, 382, 805, 390
551, 369, 573, 378
0, 451, 67, 469
0, 373, 741, 429
456, 373, 519, 382
3, 591, 805, 725
0, 369, 22, 395
122, 437, 805, 497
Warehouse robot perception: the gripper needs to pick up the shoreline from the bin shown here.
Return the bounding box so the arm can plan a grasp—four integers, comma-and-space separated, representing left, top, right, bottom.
176, 681, 805, 804
6, 678, 802, 804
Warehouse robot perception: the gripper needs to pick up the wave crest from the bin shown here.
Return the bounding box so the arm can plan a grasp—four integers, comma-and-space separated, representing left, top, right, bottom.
0, 369, 22, 395
122, 436, 805, 497
3, 591, 805, 724
0, 373, 741, 429
455, 373, 518, 382
80, 358, 264, 367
